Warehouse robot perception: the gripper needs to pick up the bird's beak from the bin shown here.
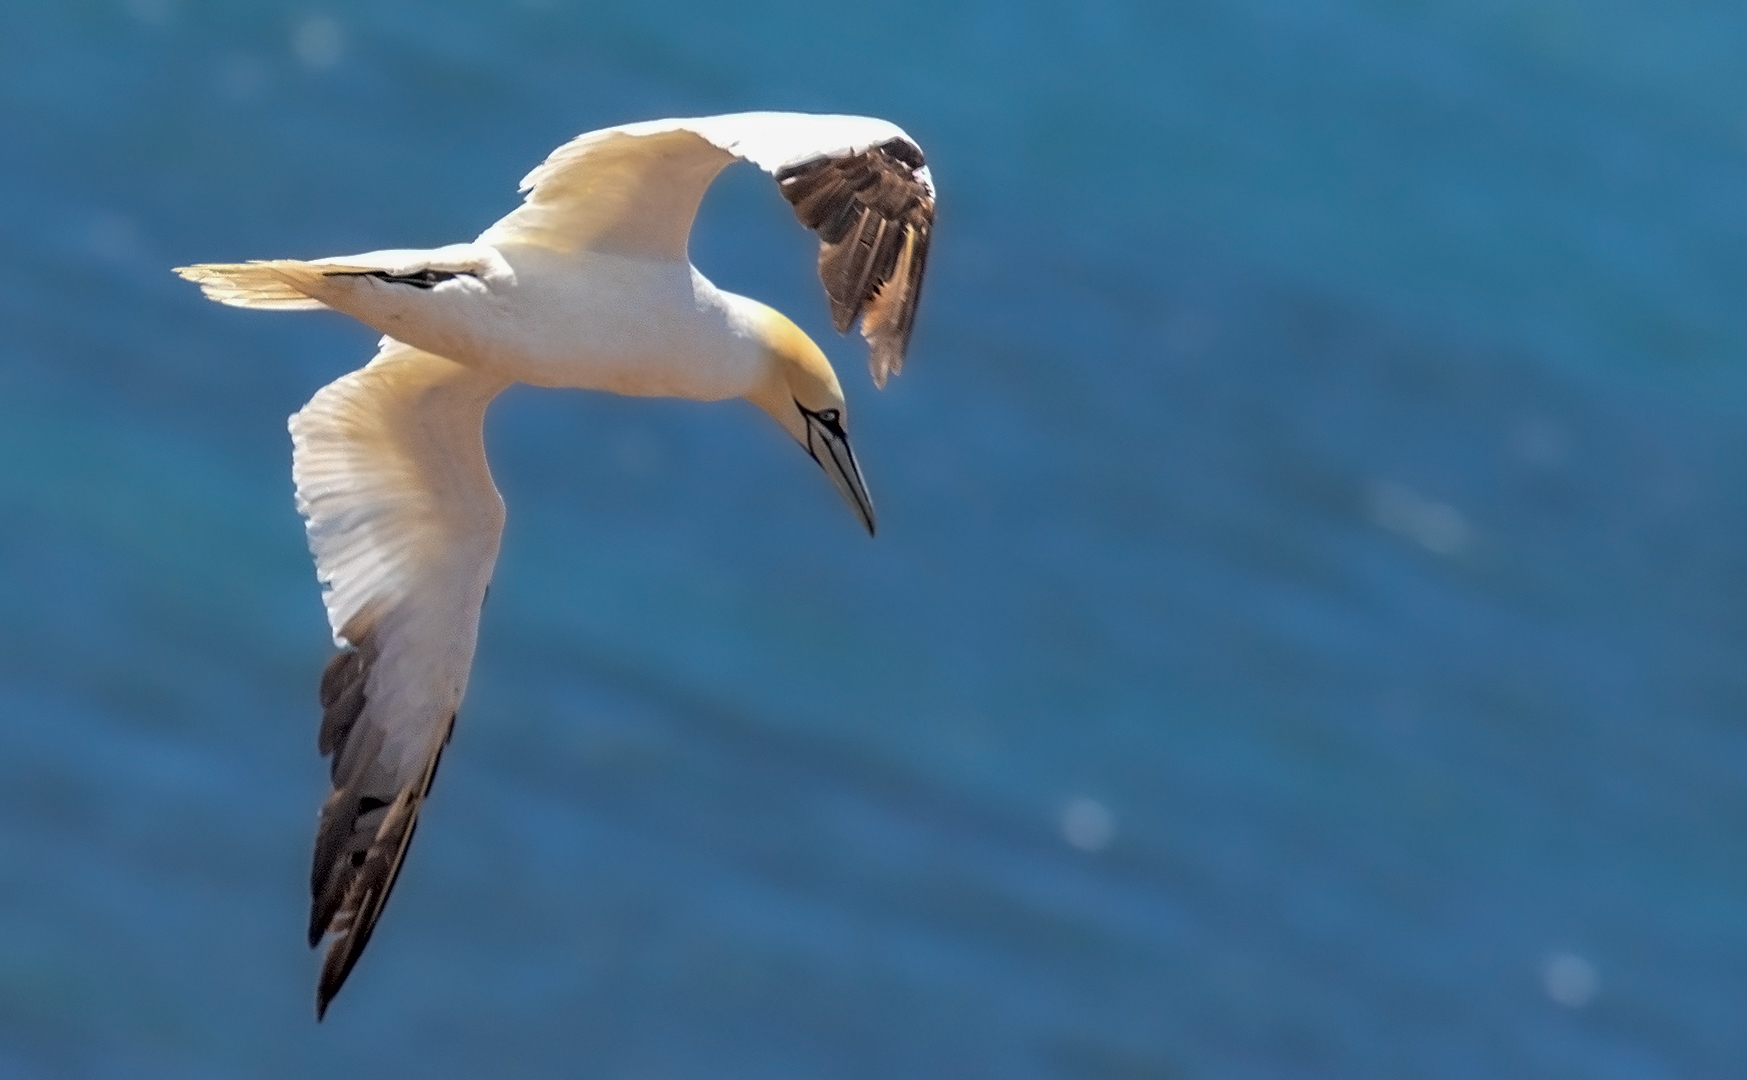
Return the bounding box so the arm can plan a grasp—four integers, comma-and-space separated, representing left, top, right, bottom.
803, 410, 876, 536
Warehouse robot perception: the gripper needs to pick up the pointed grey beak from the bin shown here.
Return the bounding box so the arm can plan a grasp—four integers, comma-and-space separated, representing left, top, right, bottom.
801, 406, 876, 536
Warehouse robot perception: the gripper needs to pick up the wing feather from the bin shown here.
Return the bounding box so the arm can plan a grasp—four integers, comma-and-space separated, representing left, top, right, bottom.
288, 338, 509, 1018
775, 139, 934, 387
478, 112, 936, 386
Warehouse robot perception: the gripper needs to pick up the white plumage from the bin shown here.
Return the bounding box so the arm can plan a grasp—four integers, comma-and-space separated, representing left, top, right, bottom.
174, 111, 937, 1017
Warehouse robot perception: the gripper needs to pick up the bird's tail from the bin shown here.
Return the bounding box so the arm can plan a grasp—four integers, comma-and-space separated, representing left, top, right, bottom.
173, 260, 333, 310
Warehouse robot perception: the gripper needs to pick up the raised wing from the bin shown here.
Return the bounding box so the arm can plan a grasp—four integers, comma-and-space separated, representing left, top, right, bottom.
479, 111, 936, 387
289, 338, 510, 1018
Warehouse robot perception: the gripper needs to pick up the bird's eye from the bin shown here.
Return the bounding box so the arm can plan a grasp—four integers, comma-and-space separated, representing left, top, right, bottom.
818, 409, 839, 423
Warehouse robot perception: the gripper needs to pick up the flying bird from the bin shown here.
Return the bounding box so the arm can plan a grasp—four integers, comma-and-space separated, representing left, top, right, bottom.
173, 112, 935, 1018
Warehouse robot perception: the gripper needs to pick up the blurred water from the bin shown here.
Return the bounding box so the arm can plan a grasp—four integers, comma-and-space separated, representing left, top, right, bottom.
2, 1, 1746, 1077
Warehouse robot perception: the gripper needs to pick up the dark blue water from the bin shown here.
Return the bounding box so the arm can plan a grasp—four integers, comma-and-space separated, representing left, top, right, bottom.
3, 2, 1746, 1076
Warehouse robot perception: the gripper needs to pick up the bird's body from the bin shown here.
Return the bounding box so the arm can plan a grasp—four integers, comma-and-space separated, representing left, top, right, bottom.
265, 244, 773, 399
174, 111, 936, 1018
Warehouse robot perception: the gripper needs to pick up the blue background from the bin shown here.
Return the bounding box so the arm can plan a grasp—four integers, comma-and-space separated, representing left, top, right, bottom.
3, 1, 1746, 1076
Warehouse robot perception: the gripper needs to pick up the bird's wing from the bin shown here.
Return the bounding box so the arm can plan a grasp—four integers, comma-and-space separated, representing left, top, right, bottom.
289, 337, 510, 1019
479, 111, 936, 387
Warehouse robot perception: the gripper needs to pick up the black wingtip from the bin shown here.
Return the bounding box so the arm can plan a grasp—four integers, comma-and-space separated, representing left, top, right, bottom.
316, 941, 357, 1022
779, 141, 934, 383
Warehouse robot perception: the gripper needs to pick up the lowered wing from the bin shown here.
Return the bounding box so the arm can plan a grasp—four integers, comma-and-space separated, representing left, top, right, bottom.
289, 337, 509, 1018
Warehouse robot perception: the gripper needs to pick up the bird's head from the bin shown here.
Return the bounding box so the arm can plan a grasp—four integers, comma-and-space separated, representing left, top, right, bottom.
740, 301, 876, 536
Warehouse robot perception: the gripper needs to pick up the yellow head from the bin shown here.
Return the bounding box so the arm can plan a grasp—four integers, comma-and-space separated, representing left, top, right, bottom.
740, 302, 876, 536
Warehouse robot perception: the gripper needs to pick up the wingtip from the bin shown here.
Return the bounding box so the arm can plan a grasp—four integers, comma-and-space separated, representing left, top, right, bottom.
315, 949, 339, 1021
867, 346, 903, 390
314, 927, 367, 1023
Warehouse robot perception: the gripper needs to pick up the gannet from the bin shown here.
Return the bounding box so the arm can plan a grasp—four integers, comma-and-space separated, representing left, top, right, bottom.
173, 112, 935, 1018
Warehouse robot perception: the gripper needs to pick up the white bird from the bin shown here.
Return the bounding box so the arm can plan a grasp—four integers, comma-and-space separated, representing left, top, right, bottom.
173, 111, 935, 1018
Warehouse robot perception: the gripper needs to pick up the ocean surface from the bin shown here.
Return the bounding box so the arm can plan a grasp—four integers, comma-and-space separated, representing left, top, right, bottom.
2, 2, 1746, 1076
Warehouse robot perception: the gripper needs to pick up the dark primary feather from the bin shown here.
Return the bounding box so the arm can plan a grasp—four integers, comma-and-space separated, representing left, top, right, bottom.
776, 137, 934, 388
308, 617, 455, 1020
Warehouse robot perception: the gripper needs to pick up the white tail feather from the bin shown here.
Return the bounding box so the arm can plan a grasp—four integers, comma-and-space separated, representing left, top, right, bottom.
173, 261, 330, 310
175, 245, 501, 311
